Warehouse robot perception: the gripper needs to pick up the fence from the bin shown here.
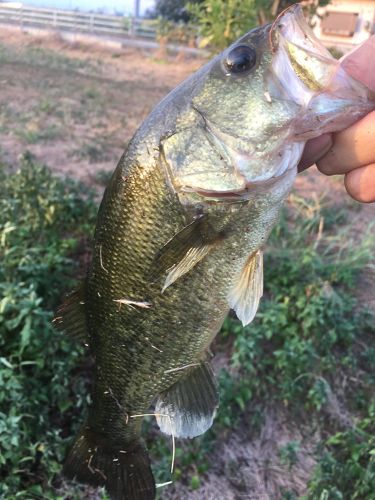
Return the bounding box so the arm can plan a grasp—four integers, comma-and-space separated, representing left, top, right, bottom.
0, 4, 159, 40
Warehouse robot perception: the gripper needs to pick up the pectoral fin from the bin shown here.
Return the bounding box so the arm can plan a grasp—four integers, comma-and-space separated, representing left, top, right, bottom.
155, 361, 219, 438
151, 215, 221, 292
228, 250, 263, 326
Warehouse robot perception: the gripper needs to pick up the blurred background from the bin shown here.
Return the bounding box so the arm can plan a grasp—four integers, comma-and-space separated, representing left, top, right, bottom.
0, 1, 374, 499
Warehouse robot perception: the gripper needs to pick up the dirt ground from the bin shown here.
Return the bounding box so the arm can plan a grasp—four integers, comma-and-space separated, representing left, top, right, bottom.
0, 26, 201, 184
1, 26, 373, 500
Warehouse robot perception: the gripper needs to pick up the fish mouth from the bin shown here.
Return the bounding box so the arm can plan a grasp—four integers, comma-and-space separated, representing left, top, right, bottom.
194, 173, 293, 201
270, 4, 337, 105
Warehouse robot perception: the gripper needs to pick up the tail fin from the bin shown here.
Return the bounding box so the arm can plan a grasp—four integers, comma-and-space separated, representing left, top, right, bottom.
63, 426, 155, 500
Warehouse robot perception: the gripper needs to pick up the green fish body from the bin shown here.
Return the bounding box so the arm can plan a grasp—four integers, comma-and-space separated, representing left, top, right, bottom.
58, 6, 374, 499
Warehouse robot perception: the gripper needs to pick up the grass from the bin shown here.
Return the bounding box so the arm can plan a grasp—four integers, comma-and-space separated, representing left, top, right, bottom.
0, 157, 373, 498
0, 42, 114, 151
218, 230, 373, 417
0, 154, 97, 498
15, 124, 63, 144
149, 195, 375, 497
71, 138, 115, 164
0, 42, 102, 75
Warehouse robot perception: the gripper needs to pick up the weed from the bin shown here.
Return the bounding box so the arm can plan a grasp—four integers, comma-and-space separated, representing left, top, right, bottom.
307, 402, 375, 499
0, 150, 372, 499
15, 124, 62, 144
0, 42, 101, 75
211, 195, 374, 496
279, 440, 301, 470
71, 139, 114, 164
93, 168, 113, 187
216, 196, 374, 418
0, 153, 97, 497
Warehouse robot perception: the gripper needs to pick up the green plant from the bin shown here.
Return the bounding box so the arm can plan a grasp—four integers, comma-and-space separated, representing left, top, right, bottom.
188, 0, 258, 49
93, 168, 113, 187
279, 440, 301, 470
15, 124, 62, 144
156, 18, 198, 45
188, 0, 330, 50
0, 43, 101, 75
211, 194, 374, 496
71, 139, 114, 163
307, 403, 375, 499
0, 153, 97, 497
1, 151, 372, 499
215, 195, 374, 420
150, 0, 203, 23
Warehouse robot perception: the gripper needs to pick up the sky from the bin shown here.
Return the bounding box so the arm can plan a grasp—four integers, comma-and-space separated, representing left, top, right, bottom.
17, 0, 156, 16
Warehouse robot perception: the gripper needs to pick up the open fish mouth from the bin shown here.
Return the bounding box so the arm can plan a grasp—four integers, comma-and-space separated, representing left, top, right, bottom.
270, 4, 339, 104
166, 3, 373, 204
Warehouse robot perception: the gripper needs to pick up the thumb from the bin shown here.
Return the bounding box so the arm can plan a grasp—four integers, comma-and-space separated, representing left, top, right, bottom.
340, 35, 375, 91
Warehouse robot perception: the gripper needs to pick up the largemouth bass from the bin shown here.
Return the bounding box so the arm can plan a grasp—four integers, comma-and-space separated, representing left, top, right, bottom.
57, 5, 374, 499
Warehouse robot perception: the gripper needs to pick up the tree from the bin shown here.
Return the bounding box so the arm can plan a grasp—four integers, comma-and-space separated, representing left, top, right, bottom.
255, 0, 330, 24
188, 0, 258, 49
149, 0, 203, 23
188, 0, 330, 50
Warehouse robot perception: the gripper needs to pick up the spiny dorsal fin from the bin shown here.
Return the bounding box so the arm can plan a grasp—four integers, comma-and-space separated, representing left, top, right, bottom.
155, 361, 219, 438
53, 284, 88, 341
151, 215, 221, 292
227, 250, 263, 326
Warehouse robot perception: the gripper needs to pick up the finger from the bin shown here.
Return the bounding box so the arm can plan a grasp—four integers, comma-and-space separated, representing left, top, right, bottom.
341, 35, 375, 91
317, 111, 375, 176
344, 163, 375, 203
298, 134, 332, 172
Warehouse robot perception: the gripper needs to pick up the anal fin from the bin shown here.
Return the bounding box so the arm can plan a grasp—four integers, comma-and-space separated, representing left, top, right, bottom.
228, 250, 263, 326
155, 362, 219, 438
53, 284, 88, 341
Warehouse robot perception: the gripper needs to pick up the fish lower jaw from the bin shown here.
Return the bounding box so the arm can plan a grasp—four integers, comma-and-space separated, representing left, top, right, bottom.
192, 170, 294, 201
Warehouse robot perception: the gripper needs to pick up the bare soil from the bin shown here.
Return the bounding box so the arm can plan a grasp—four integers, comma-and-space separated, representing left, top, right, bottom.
0, 26, 201, 184
1, 26, 373, 500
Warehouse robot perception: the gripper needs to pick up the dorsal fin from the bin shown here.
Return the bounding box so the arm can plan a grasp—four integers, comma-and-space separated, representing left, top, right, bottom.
227, 250, 263, 326
53, 284, 88, 341
155, 361, 219, 438
151, 215, 223, 292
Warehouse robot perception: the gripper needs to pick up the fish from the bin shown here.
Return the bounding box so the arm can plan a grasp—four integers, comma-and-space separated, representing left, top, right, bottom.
55, 5, 375, 500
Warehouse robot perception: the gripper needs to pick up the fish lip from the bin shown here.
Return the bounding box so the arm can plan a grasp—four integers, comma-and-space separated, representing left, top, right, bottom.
270, 3, 332, 69
269, 3, 304, 53
193, 172, 289, 201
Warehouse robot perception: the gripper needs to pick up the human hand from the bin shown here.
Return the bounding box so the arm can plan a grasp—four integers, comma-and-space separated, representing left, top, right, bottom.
299, 36, 375, 203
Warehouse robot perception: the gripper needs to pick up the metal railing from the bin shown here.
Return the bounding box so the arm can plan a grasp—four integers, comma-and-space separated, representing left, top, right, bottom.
0, 4, 159, 39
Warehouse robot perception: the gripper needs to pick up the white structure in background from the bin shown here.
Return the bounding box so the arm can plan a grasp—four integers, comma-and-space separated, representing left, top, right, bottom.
0, 0, 156, 17
314, 0, 375, 50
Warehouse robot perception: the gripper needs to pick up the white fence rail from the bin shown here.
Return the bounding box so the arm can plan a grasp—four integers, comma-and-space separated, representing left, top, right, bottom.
0, 5, 159, 39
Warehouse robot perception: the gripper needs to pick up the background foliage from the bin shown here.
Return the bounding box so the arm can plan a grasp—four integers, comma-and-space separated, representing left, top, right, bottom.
150, 0, 331, 49
1, 157, 373, 498
149, 0, 204, 23
0, 155, 97, 498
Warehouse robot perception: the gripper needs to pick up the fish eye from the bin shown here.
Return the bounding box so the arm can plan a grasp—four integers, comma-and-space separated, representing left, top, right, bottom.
224, 45, 257, 75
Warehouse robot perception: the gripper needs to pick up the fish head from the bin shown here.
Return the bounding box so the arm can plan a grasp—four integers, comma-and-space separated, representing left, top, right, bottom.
161, 4, 373, 205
